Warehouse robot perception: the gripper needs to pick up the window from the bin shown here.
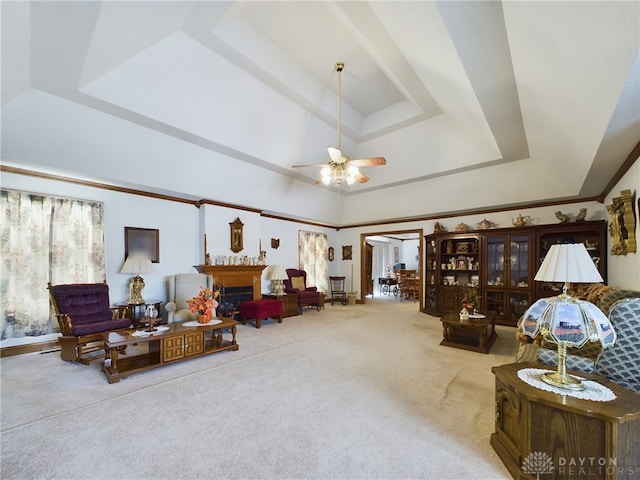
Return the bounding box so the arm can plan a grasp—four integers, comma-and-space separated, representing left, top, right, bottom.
297, 231, 328, 293
0, 190, 105, 341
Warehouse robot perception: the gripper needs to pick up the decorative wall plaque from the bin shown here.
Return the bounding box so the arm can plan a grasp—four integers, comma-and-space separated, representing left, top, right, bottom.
607, 189, 636, 255
229, 217, 244, 253
342, 245, 352, 261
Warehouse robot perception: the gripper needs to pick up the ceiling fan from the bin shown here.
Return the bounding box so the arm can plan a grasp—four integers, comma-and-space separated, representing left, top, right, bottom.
292, 62, 386, 186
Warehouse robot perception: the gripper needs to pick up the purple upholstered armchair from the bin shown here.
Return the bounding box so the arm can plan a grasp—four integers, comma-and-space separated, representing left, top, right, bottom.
284, 268, 320, 314
48, 282, 131, 363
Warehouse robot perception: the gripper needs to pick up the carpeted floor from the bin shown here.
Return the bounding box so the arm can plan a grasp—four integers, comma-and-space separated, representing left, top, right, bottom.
1, 297, 516, 479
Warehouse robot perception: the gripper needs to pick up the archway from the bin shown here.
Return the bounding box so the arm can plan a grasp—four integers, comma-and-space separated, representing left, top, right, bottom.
360, 228, 424, 310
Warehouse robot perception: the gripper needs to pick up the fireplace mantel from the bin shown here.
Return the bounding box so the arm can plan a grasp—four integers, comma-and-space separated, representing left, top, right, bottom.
195, 265, 267, 300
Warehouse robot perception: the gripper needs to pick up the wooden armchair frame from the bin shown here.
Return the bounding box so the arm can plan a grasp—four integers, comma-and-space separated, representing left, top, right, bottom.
48, 282, 131, 364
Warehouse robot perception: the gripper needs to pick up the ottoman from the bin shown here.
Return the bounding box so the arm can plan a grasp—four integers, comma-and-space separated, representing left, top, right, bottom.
240, 299, 283, 329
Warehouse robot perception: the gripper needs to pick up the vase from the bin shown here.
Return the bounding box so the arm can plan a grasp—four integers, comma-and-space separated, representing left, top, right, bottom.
197, 312, 210, 324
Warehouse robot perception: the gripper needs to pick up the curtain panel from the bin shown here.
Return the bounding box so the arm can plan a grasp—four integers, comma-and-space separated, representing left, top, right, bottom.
0, 190, 105, 340
297, 231, 328, 294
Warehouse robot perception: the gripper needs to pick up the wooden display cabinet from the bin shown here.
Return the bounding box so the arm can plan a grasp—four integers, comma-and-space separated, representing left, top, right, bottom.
484, 229, 534, 326
424, 220, 608, 321
536, 220, 607, 299
436, 234, 482, 314
425, 236, 438, 312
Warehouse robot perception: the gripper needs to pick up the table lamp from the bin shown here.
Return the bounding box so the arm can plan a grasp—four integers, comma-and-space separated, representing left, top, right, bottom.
120, 254, 155, 304
266, 265, 288, 296
521, 243, 615, 390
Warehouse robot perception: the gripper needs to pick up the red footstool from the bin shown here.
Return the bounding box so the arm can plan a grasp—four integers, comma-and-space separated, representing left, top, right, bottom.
240, 299, 283, 329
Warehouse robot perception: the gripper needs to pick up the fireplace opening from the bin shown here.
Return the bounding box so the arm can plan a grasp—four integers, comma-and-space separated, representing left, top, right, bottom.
217, 285, 253, 318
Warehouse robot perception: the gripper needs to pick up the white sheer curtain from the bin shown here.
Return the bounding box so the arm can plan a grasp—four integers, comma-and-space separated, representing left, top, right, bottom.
0, 190, 105, 340
368, 240, 392, 283
297, 231, 328, 293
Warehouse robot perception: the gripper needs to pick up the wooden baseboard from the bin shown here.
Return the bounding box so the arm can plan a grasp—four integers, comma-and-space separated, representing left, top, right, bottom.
0, 340, 60, 358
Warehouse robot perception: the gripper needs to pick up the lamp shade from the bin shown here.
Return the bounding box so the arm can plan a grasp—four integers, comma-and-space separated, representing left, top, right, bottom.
534, 243, 603, 283
521, 296, 616, 348
120, 255, 155, 274
266, 264, 288, 281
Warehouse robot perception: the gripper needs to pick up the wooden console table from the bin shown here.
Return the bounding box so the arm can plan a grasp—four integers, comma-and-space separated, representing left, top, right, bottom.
102, 318, 238, 383
491, 363, 640, 480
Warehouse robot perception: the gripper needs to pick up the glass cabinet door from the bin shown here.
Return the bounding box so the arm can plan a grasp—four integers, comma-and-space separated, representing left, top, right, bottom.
487, 237, 505, 286
509, 235, 530, 288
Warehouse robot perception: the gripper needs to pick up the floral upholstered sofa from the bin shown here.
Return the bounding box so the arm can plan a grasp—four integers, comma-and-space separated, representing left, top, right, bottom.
515, 284, 640, 393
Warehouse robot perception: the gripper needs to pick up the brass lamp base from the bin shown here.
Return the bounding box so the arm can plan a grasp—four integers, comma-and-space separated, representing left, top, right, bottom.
541, 371, 585, 390
542, 341, 586, 391
272, 280, 285, 297
128, 275, 145, 304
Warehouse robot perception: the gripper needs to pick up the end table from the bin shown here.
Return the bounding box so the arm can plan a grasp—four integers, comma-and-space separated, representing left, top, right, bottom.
262, 293, 299, 318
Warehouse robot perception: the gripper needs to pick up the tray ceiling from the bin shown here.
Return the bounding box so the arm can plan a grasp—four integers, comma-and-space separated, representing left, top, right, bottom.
2, 1, 638, 224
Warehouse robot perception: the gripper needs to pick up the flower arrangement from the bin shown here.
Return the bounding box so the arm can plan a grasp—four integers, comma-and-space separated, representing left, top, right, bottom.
461, 288, 481, 312
186, 287, 219, 316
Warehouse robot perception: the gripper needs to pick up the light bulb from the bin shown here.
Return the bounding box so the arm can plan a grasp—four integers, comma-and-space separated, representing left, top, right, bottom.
347, 165, 359, 176
321, 166, 331, 177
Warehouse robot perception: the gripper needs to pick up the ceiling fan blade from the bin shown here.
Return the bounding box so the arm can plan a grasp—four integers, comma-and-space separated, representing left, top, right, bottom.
350, 157, 387, 167
292, 163, 329, 168
355, 173, 369, 183
327, 147, 343, 163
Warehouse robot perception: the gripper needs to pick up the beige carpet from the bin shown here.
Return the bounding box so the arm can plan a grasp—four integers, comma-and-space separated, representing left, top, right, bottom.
1, 297, 515, 479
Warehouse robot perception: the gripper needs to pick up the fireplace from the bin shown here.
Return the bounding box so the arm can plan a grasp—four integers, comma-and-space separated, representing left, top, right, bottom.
195, 264, 267, 304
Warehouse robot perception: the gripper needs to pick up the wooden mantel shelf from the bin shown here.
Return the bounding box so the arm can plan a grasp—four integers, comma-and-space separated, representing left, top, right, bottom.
194, 264, 267, 300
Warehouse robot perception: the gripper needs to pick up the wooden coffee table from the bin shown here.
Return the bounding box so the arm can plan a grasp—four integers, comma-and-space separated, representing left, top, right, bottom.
102, 317, 238, 383
440, 311, 497, 354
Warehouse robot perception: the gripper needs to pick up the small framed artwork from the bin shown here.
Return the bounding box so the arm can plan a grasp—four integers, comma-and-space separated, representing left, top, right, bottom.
230, 217, 244, 253
394, 254, 399, 263
394, 247, 399, 255
124, 227, 159, 263
342, 245, 352, 261
328, 246, 335, 262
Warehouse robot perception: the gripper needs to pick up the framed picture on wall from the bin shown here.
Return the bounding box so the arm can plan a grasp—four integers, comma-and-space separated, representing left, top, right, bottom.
230, 217, 244, 253
124, 227, 159, 263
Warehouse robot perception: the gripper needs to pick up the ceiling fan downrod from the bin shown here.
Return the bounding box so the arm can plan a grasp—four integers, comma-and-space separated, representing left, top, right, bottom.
335, 62, 344, 152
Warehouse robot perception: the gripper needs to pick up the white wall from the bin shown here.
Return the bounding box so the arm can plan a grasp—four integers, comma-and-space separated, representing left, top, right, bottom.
2, 156, 637, 333
0, 171, 340, 318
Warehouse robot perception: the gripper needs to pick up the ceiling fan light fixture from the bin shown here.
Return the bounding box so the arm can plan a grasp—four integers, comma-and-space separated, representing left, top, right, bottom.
291, 62, 386, 187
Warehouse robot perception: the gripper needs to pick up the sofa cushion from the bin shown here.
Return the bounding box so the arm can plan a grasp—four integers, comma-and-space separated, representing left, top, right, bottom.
51, 283, 112, 326
599, 289, 640, 316
291, 276, 305, 291
72, 317, 131, 336
595, 298, 640, 393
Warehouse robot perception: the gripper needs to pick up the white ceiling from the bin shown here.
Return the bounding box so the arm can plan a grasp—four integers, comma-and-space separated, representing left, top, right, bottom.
2, 1, 639, 226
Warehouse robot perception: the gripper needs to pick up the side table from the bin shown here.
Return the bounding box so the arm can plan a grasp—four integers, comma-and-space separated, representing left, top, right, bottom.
262, 293, 299, 318
440, 311, 496, 354
116, 300, 162, 327
491, 362, 640, 480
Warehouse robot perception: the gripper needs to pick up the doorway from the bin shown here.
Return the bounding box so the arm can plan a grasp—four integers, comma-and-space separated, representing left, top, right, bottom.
360, 228, 424, 310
